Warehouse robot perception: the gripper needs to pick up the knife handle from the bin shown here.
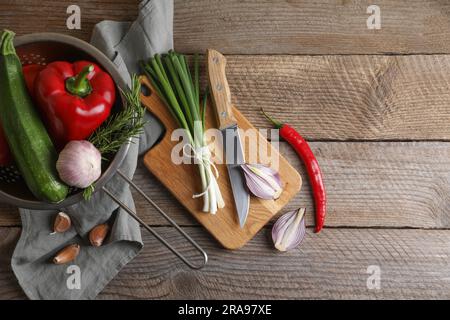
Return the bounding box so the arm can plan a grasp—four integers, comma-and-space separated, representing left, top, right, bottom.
207, 49, 237, 130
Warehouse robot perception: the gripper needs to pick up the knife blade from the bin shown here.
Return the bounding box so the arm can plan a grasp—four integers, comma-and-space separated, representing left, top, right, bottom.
207, 49, 250, 228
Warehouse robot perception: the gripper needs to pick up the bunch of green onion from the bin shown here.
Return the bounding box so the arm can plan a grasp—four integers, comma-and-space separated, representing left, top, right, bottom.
141, 51, 224, 214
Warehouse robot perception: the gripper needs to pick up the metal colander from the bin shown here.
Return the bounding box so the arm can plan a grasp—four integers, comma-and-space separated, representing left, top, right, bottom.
0, 33, 207, 269
0, 166, 21, 184
0, 33, 130, 208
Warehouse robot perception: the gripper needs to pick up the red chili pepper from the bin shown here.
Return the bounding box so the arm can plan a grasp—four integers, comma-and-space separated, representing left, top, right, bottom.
262, 109, 326, 233
35, 60, 115, 148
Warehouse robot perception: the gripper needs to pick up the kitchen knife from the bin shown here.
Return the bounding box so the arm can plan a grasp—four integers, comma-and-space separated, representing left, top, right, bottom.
207, 49, 250, 228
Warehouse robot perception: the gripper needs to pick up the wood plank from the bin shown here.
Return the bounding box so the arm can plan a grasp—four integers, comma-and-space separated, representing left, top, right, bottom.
2, 141, 450, 230
143, 54, 450, 140
0, 0, 139, 41
75, 227, 450, 299
3, 1, 450, 55
205, 54, 450, 140
0, 205, 19, 226
3, 226, 450, 299
174, 0, 450, 55
135, 54, 450, 140
133, 141, 450, 229
3, 5, 450, 138
0, 228, 26, 299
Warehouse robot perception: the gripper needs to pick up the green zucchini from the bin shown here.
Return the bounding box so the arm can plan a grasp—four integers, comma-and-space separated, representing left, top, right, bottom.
0, 30, 68, 203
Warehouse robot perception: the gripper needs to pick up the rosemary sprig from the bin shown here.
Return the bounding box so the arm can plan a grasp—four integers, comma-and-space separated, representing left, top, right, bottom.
83, 74, 146, 200
89, 74, 146, 155
82, 184, 95, 200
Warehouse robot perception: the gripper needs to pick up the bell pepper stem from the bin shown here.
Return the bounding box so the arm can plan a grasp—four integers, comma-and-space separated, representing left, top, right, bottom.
66, 65, 94, 97
261, 108, 283, 129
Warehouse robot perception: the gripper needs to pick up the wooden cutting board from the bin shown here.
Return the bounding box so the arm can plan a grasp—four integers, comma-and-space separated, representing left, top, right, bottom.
140, 76, 302, 249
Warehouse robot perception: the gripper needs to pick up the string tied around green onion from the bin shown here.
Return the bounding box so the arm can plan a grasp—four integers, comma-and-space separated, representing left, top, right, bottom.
182, 144, 220, 199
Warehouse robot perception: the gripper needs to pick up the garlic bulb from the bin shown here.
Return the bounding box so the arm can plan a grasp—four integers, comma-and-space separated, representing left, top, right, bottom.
240, 163, 283, 200
56, 140, 101, 188
272, 208, 306, 251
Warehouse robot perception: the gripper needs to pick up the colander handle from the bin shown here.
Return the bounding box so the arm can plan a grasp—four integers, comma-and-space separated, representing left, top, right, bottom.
102, 169, 208, 270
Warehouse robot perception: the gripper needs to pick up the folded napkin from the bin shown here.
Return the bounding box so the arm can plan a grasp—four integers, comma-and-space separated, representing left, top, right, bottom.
11, 0, 172, 300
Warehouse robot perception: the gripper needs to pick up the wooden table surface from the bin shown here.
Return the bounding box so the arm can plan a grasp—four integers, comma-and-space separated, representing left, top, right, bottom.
2, 0, 450, 299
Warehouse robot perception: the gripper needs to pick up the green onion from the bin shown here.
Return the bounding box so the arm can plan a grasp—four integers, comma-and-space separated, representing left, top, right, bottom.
142, 52, 224, 213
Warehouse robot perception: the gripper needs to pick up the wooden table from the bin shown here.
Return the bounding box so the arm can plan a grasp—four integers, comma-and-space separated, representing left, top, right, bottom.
2, 0, 450, 299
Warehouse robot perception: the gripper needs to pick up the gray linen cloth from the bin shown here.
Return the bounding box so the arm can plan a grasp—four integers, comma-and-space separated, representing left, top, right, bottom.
11, 0, 171, 300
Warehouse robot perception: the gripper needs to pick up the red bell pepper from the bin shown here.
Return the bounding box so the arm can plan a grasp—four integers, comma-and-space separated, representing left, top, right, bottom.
23, 64, 44, 98
35, 60, 115, 148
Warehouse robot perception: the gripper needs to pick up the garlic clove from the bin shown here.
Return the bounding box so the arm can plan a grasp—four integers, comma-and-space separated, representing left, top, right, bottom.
51, 212, 71, 234
241, 163, 283, 200
89, 223, 110, 247
53, 244, 80, 265
272, 208, 306, 252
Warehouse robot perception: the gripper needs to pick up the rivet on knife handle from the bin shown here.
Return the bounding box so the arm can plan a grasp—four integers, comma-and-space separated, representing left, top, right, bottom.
207, 49, 237, 130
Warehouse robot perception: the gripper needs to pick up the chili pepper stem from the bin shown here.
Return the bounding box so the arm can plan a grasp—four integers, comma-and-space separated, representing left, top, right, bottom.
260, 108, 283, 129
66, 65, 94, 97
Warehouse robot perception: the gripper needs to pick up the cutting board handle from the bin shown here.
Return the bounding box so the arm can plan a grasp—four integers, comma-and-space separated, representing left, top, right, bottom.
207, 49, 237, 130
